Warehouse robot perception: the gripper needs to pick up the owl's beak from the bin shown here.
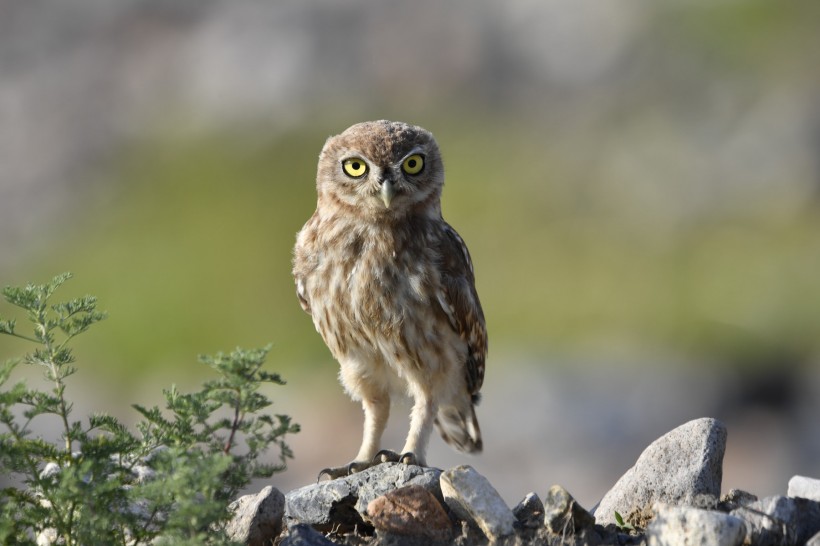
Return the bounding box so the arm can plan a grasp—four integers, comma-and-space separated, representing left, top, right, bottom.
380, 178, 396, 208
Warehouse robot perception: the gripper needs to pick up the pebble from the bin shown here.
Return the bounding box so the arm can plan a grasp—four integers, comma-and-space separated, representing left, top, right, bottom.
279, 523, 336, 546
718, 489, 758, 511
647, 504, 745, 546
366, 484, 453, 541
512, 492, 544, 529
788, 475, 820, 502
732, 495, 820, 546
440, 465, 516, 541
226, 485, 286, 546
543, 484, 595, 534
592, 417, 727, 526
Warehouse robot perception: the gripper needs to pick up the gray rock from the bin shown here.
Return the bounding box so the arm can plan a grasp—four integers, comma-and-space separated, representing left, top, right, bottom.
592, 417, 727, 526
227, 485, 286, 546
440, 465, 516, 541
719, 489, 758, 511
280, 524, 336, 546
284, 463, 441, 531
647, 504, 745, 546
808, 530, 820, 546
543, 484, 595, 534
732, 495, 820, 546
788, 475, 820, 502
512, 492, 544, 529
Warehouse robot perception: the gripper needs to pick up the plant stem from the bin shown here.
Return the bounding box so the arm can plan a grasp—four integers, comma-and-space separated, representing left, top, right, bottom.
224, 388, 242, 455
3, 331, 41, 344
37, 311, 73, 454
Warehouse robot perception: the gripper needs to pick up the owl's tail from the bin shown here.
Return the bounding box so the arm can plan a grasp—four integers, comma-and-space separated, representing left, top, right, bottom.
435, 401, 483, 454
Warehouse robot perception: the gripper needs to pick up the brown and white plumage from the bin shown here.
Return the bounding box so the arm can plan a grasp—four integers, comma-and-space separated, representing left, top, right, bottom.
293, 120, 486, 473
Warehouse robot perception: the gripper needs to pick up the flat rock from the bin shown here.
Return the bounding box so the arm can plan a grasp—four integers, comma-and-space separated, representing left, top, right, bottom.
543, 484, 595, 534
284, 463, 441, 531
226, 485, 285, 546
647, 504, 745, 546
788, 475, 820, 502
440, 465, 516, 541
367, 484, 453, 541
732, 495, 820, 546
592, 417, 727, 526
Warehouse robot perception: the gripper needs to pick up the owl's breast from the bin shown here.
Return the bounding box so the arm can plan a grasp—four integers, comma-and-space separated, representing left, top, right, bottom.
305, 226, 450, 364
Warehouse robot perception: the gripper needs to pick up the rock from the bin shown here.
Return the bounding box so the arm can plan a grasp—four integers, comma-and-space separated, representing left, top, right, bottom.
647, 504, 746, 546
808, 531, 820, 546
543, 484, 595, 534
226, 485, 286, 546
440, 465, 516, 541
284, 462, 441, 531
280, 524, 337, 546
366, 484, 453, 541
788, 475, 820, 502
592, 417, 727, 526
732, 495, 820, 546
718, 489, 758, 512
512, 492, 544, 529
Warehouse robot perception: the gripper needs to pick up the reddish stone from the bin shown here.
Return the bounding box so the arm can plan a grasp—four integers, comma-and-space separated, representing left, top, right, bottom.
367, 484, 453, 541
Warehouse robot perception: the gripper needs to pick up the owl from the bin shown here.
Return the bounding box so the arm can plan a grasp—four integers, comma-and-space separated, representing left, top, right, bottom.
293, 120, 487, 478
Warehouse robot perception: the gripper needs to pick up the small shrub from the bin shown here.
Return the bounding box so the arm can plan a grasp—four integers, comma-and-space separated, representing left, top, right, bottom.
0, 273, 299, 545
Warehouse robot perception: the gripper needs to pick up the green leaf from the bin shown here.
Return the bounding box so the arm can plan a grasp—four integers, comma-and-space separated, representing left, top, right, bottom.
0, 318, 15, 336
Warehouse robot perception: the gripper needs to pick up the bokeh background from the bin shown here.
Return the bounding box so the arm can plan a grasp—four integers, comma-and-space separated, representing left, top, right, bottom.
2, 0, 819, 507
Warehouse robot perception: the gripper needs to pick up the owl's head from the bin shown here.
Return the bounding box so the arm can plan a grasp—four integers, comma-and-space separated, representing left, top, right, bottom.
316, 120, 444, 219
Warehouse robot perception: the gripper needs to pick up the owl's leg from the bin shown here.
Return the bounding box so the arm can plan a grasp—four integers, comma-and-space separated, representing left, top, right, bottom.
397, 393, 437, 467
354, 395, 390, 462
318, 392, 390, 481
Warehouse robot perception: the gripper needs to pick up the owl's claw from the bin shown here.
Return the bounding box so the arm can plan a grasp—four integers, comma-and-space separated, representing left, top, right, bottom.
373, 449, 401, 464
318, 450, 424, 481
373, 449, 420, 466
400, 452, 419, 465
317, 460, 375, 482
317, 466, 345, 482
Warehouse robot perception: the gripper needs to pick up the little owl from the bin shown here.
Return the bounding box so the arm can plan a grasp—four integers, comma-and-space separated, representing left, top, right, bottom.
293, 120, 487, 478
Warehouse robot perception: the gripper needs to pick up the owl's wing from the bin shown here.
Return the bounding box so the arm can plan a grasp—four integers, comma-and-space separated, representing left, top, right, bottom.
295, 276, 311, 315
293, 213, 319, 316
437, 223, 487, 396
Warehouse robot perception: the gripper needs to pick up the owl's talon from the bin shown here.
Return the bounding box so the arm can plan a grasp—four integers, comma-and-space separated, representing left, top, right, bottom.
372, 450, 420, 466
317, 467, 345, 482
399, 452, 419, 466
373, 449, 402, 464
347, 460, 372, 474
317, 460, 377, 481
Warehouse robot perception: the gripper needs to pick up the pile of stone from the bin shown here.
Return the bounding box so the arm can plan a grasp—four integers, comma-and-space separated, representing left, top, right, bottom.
227, 418, 820, 545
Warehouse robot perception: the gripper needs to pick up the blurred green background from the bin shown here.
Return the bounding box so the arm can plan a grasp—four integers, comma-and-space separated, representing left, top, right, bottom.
1, 0, 819, 504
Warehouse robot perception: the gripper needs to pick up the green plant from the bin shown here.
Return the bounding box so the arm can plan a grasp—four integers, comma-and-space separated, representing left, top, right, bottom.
613, 511, 637, 533
0, 273, 299, 545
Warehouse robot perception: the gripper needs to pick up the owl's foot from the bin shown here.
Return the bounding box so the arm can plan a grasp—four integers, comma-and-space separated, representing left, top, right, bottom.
316, 460, 373, 481
317, 451, 423, 481
373, 449, 420, 466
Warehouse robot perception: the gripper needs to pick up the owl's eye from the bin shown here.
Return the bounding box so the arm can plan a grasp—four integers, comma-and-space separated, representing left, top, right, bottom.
401, 154, 424, 175
342, 158, 368, 178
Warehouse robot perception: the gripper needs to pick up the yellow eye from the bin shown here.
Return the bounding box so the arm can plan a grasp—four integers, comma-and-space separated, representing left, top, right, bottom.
401, 154, 424, 175
342, 158, 368, 178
